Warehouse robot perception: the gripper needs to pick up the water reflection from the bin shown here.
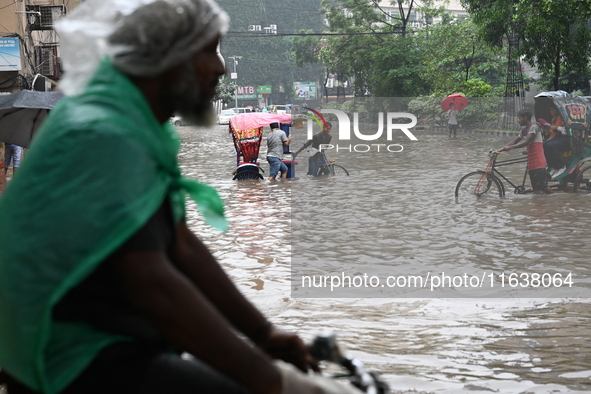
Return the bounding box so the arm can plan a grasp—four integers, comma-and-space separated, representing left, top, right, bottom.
178, 125, 591, 393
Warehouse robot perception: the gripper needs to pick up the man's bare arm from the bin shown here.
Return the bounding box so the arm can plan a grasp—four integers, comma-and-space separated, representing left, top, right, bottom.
171, 222, 273, 338
114, 249, 282, 394
503, 133, 534, 151
170, 222, 312, 371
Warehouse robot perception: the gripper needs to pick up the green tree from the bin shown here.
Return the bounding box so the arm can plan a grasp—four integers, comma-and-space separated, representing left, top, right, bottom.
368, 35, 430, 96
420, 18, 506, 94
317, 0, 438, 97
538, 67, 591, 95
214, 79, 237, 104
321, 0, 428, 37
462, 0, 591, 90
291, 30, 321, 68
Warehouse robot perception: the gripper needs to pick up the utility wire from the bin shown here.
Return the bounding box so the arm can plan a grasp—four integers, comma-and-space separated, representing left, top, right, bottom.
225, 29, 410, 38
0, 0, 17, 11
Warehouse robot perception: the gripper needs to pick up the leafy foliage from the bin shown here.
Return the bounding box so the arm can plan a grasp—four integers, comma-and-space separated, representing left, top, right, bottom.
296, 1, 508, 99
419, 18, 506, 94
315, 0, 437, 97
462, 0, 591, 90
291, 30, 321, 68
214, 79, 237, 104
537, 67, 591, 95
368, 35, 431, 97
408, 95, 503, 129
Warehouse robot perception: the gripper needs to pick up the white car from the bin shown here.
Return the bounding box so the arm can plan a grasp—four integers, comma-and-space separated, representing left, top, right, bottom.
170, 116, 184, 126
218, 109, 237, 124
275, 105, 287, 114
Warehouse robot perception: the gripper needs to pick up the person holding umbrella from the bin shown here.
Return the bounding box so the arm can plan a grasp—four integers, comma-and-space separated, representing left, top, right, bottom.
447, 102, 459, 138
441, 94, 468, 138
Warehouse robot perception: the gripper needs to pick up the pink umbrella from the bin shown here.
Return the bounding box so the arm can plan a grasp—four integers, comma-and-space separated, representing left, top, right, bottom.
441, 94, 469, 111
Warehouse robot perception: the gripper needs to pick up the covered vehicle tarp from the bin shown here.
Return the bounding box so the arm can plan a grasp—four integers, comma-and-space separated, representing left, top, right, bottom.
230, 113, 293, 131
534, 92, 591, 130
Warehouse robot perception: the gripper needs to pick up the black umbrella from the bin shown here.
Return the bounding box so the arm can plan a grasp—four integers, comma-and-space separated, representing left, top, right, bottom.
0, 90, 64, 148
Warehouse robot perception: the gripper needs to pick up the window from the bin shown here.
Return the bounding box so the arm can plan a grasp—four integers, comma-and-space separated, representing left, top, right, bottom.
35, 45, 60, 79
26, 5, 65, 30
387, 11, 401, 24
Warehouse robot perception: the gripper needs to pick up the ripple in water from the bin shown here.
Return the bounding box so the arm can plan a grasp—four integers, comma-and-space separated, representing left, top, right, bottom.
178, 124, 591, 393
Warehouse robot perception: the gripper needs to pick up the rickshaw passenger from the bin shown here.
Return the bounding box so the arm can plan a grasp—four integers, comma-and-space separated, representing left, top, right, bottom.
501, 109, 553, 194
543, 106, 570, 177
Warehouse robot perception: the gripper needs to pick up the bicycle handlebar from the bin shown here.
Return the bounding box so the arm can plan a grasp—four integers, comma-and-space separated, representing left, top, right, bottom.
489, 149, 510, 157
308, 331, 390, 394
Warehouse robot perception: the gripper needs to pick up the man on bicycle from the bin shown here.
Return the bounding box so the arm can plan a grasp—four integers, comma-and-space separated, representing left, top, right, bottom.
294, 122, 332, 176
501, 109, 553, 194
0, 1, 361, 393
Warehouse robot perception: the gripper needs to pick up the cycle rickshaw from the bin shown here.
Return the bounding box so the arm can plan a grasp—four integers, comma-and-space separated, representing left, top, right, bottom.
229, 112, 296, 180
455, 92, 591, 198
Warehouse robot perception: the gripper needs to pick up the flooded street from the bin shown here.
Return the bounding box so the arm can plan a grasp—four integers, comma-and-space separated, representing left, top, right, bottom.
178, 123, 591, 393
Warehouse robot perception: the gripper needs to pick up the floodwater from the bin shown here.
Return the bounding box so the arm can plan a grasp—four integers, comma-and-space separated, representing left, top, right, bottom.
178, 124, 591, 393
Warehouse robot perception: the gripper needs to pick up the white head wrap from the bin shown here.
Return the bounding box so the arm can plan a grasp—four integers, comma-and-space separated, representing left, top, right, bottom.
56, 0, 229, 95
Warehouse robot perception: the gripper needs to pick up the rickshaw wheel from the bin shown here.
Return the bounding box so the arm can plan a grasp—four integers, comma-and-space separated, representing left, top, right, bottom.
455, 171, 504, 199
573, 165, 591, 192
233, 170, 263, 180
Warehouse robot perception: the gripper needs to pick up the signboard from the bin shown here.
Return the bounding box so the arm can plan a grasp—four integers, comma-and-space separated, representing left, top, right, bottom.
258, 85, 272, 98
236, 85, 257, 99
0, 37, 22, 71
257, 85, 272, 94
293, 82, 317, 100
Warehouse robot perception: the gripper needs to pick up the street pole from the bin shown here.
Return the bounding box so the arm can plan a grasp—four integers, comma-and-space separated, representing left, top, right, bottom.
229, 55, 242, 109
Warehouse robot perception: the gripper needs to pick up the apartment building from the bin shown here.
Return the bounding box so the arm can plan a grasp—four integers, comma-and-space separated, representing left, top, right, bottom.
0, 0, 82, 93
376, 0, 467, 28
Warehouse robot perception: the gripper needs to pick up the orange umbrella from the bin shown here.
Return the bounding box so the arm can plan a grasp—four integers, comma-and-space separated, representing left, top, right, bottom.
441, 94, 468, 111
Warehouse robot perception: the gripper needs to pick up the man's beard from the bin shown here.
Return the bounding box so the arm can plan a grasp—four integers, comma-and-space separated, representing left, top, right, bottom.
164, 63, 216, 127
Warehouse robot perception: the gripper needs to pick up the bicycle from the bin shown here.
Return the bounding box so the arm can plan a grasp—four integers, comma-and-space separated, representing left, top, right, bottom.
455, 148, 591, 199
315, 151, 349, 177
0, 332, 388, 394
455, 149, 527, 198
308, 331, 389, 394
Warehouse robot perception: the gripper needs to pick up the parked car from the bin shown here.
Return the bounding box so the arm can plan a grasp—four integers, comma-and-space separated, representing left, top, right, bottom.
218, 109, 237, 124
233, 107, 252, 114
170, 116, 184, 126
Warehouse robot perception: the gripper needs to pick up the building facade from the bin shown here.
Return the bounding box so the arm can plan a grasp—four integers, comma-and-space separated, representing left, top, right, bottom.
0, 0, 82, 93
374, 0, 467, 29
